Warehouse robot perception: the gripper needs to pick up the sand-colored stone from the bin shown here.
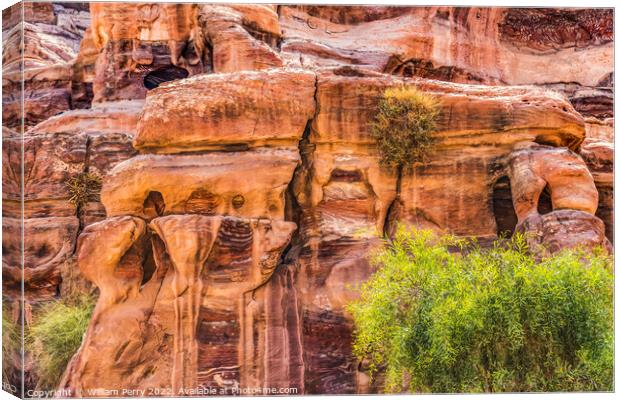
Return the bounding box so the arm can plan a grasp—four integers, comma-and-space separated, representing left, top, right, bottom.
61, 215, 296, 394
279, 7, 612, 88
508, 144, 598, 224
518, 210, 610, 254
199, 4, 283, 73
310, 67, 586, 241
77, 216, 148, 309
71, 27, 98, 108
135, 69, 316, 152
313, 68, 585, 148
3, 132, 87, 218
101, 149, 299, 221
24, 101, 142, 226
2, 64, 73, 129
87, 3, 207, 102
83, 3, 285, 102
2, 217, 79, 301
27, 100, 144, 136
581, 137, 614, 242
2, 3, 89, 127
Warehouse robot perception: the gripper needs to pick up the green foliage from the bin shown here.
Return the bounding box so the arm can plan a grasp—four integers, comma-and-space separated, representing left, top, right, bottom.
27, 295, 95, 390
371, 86, 440, 169
347, 228, 613, 393
2, 309, 20, 382
66, 172, 102, 209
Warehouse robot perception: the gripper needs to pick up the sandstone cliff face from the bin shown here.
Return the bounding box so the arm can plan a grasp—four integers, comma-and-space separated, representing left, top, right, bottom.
2, 3, 613, 396
2, 2, 89, 128
279, 7, 613, 119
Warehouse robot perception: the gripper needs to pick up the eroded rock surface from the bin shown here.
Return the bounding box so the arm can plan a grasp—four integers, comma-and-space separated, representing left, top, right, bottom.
199, 4, 283, 73
52, 66, 612, 395
88, 2, 208, 102
518, 210, 610, 254
279, 7, 612, 87
61, 215, 296, 394
581, 136, 614, 242
101, 149, 299, 220
506, 144, 607, 252
2, 2, 90, 128
134, 69, 316, 152
508, 144, 598, 223
3, 216, 79, 301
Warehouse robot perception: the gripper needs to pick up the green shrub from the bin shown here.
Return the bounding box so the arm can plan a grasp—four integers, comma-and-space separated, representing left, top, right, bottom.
347, 228, 613, 393
27, 295, 95, 390
371, 86, 439, 169
66, 172, 102, 209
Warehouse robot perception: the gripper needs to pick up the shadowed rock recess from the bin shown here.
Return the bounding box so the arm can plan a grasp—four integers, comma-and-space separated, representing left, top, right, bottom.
2, 3, 613, 396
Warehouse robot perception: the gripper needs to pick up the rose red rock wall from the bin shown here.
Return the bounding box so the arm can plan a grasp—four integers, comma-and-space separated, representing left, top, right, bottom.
2, 2, 613, 396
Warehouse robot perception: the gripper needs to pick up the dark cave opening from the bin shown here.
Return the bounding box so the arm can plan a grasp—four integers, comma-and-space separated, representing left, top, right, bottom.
143, 66, 189, 90
538, 184, 553, 215
492, 176, 518, 237
140, 234, 159, 286
143, 191, 166, 219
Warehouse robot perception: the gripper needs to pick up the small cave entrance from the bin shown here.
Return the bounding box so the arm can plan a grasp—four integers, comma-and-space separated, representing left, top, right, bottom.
140, 233, 168, 287
538, 184, 553, 215
143, 66, 189, 90
141, 243, 157, 286
116, 234, 154, 286
143, 191, 166, 219
492, 176, 518, 237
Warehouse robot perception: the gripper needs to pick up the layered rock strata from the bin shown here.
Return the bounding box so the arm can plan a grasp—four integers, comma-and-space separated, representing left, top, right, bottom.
61, 214, 296, 394
61, 65, 606, 395
2, 2, 90, 128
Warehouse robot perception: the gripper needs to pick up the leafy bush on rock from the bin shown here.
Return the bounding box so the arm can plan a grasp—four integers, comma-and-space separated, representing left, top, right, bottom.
371, 86, 439, 169
348, 228, 613, 393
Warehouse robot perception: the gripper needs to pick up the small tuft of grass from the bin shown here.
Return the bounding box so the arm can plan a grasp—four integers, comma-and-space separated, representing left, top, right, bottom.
371, 86, 440, 169
27, 295, 95, 390
66, 172, 102, 209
